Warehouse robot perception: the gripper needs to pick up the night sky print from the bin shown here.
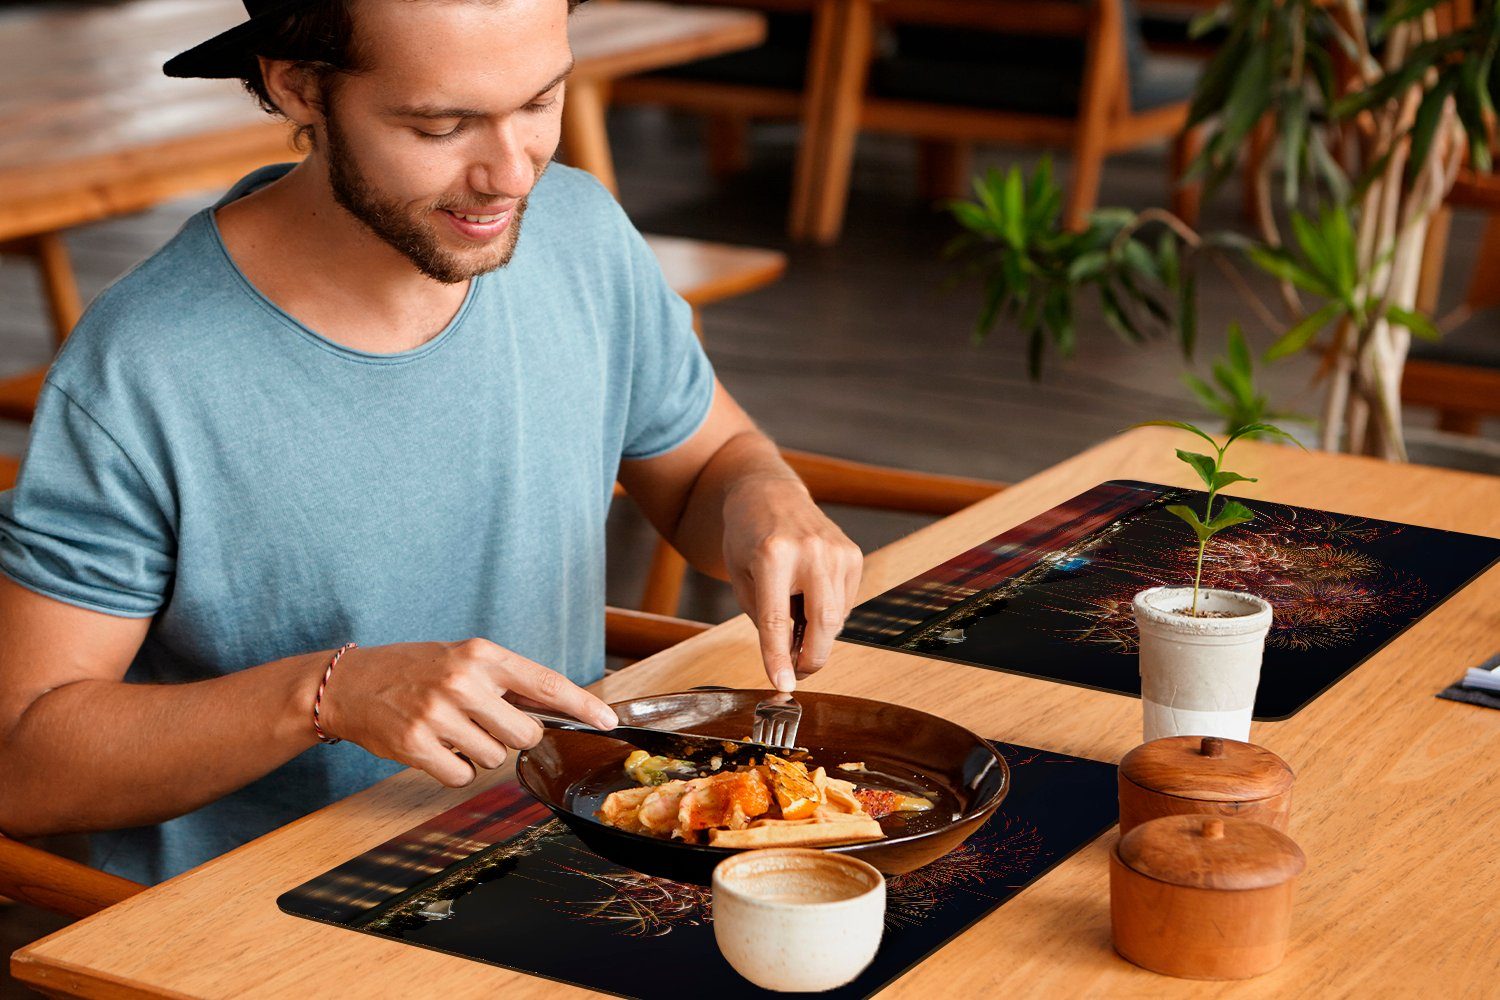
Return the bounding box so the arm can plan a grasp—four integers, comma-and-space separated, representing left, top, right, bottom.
279, 743, 1119, 998
839, 480, 1500, 720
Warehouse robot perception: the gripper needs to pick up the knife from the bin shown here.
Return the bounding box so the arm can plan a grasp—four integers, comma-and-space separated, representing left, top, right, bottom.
527, 710, 807, 768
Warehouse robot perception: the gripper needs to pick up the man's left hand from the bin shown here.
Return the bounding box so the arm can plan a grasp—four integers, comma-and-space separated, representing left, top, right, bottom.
720, 476, 863, 692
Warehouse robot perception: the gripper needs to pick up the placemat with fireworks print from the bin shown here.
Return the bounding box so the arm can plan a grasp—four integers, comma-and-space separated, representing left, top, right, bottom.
841, 480, 1500, 719
278, 742, 1117, 998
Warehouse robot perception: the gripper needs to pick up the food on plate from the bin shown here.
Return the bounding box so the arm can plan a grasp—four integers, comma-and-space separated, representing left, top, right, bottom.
622, 749, 696, 786
596, 751, 928, 850
852, 788, 936, 820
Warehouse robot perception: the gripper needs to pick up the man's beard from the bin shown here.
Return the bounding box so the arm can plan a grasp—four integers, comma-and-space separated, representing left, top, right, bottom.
323, 112, 537, 284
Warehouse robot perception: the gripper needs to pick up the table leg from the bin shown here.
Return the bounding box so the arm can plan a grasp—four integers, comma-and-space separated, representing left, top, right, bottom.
1, 232, 82, 346
790, 0, 874, 245
1065, 0, 1123, 231
562, 77, 619, 197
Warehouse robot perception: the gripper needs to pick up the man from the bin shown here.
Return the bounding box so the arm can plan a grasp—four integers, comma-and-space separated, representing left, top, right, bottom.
0, 0, 862, 885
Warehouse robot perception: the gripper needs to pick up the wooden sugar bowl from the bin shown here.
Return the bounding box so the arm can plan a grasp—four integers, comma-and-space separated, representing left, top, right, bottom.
1111, 814, 1307, 980
1118, 735, 1294, 835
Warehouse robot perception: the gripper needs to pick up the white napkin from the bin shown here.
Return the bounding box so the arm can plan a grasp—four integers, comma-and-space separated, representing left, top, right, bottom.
1463, 654, 1500, 693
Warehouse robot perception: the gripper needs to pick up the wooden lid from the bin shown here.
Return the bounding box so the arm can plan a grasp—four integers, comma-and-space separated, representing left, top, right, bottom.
1117, 815, 1306, 890
1120, 736, 1294, 803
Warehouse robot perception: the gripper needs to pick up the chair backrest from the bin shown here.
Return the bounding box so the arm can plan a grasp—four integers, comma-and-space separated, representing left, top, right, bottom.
0, 455, 18, 491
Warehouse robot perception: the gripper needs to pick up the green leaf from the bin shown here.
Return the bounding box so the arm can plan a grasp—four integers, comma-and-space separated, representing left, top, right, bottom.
1212, 470, 1258, 491
949, 200, 991, 234
1166, 504, 1214, 543
1265, 302, 1342, 361
1407, 74, 1460, 186
1179, 266, 1198, 359
1323, 207, 1358, 304
1100, 283, 1144, 343
1187, 6, 1223, 39
1289, 213, 1334, 290
1247, 246, 1335, 298
1131, 420, 1219, 450
1067, 250, 1108, 282
1226, 323, 1253, 378
1182, 372, 1230, 418
1456, 58, 1494, 173
1206, 499, 1256, 532
1176, 449, 1219, 489
1121, 240, 1161, 284
1225, 421, 1308, 451
1385, 305, 1441, 341
1280, 89, 1307, 207
1001, 167, 1026, 248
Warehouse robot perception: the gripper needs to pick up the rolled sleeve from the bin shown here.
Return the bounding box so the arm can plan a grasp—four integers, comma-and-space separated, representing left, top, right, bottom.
0, 383, 174, 616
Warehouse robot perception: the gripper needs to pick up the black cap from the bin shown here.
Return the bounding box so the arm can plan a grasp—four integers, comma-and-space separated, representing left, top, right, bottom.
163, 0, 320, 79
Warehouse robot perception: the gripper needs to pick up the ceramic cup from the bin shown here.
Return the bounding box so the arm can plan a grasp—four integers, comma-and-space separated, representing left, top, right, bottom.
1133, 586, 1273, 742
712, 848, 886, 992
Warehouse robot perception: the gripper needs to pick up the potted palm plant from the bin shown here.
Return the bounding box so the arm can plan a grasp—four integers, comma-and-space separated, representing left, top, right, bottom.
947, 1, 1498, 460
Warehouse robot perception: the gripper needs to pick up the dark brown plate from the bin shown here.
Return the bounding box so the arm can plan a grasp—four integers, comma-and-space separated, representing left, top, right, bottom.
515, 689, 1009, 885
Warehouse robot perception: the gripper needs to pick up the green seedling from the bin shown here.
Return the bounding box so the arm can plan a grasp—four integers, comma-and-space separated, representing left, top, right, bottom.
1135, 419, 1301, 616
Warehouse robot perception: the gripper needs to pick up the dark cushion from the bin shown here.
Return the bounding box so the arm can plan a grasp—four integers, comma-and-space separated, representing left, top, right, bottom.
649, 12, 811, 90
1410, 329, 1500, 370
651, 0, 1198, 117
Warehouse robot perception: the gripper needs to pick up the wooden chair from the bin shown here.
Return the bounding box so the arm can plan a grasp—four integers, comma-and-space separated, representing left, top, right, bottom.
613, 0, 1201, 242
1404, 156, 1500, 435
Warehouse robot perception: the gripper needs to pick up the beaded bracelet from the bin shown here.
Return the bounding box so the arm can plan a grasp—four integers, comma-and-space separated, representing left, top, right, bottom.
312, 642, 358, 745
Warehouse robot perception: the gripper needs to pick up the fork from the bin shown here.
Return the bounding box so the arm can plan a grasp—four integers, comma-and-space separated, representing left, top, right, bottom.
751, 595, 807, 749
751, 693, 803, 750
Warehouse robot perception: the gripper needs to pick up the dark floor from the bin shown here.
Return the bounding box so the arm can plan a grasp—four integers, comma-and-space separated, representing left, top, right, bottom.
1, 107, 1495, 994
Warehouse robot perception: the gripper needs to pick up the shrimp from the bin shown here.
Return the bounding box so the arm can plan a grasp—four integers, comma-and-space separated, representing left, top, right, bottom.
677, 771, 772, 834
597, 785, 653, 833
636, 780, 691, 835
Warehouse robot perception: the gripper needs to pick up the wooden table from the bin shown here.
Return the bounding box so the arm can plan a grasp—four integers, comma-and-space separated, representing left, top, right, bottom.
0, 0, 765, 337
13, 427, 1500, 996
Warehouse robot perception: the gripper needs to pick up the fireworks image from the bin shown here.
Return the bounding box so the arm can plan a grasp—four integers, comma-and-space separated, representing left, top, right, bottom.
1024, 498, 1433, 656
551, 859, 715, 938
840, 481, 1498, 719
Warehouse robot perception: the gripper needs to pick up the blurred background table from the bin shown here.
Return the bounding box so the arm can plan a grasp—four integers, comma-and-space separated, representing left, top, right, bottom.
0, 0, 765, 408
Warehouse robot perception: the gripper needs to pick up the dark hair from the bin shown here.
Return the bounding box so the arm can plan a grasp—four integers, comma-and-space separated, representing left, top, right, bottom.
238, 0, 363, 149
239, 0, 584, 149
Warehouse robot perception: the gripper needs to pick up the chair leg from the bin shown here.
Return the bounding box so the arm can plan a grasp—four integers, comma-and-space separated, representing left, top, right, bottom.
560, 77, 619, 196
1065, 0, 1124, 230
8, 233, 83, 346
1414, 205, 1451, 317
1169, 125, 1203, 228
1464, 211, 1500, 313
706, 113, 750, 178
639, 540, 690, 618
1242, 114, 1274, 225
790, 0, 875, 244
917, 140, 973, 203
1436, 410, 1482, 436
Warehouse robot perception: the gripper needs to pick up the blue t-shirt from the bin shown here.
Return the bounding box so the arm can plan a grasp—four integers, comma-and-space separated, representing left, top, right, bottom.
0, 163, 715, 884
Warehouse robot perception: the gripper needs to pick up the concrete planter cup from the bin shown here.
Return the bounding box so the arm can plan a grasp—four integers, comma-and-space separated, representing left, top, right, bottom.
1132, 586, 1273, 742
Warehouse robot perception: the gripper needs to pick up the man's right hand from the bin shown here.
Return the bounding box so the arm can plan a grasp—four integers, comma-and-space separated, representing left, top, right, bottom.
315, 638, 618, 788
